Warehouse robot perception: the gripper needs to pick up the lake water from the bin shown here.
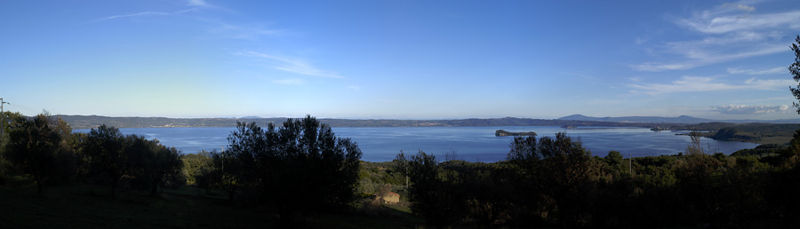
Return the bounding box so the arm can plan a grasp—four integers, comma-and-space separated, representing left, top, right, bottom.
73, 126, 758, 162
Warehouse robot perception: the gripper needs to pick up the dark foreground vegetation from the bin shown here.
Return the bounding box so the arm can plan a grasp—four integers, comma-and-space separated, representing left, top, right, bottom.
2, 112, 800, 228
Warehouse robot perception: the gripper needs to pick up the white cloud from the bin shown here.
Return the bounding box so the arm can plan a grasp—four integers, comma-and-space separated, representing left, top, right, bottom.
97, 8, 197, 21
679, 10, 800, 34
727, 66, 786, 75
634, 1, 796, 72
633, 44, 786, 71
238, 51, 344, 79
272, 78, 306, 85
187, 0, 209, 7
736, 4, 756, 12
712, 104, 789, 114
629, 76, 793, 95
206, 21, 283, 40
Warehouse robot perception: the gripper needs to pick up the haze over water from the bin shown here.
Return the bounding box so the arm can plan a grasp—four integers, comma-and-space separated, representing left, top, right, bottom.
74, 126, 758, 162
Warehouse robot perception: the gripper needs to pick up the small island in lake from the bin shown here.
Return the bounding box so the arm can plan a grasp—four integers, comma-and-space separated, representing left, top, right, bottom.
495, 129, 537, 137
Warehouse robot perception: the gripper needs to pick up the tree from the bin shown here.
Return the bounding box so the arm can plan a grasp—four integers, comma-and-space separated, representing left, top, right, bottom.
4, 114, 65, 194
402, 151, 464, 227
508, 135, 538, 162
225, 115, 362, 220
211, 150, 240, 201
146, 144, 182, 195
790, 35, 800, 113
181, 151, 215, 190
127, 136, 183, 195
0, 111, 30, 184
83, 125, 127, 199
687, 132, 704, 155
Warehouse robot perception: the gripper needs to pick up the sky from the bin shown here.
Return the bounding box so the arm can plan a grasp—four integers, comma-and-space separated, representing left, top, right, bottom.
1, 0, 800, 120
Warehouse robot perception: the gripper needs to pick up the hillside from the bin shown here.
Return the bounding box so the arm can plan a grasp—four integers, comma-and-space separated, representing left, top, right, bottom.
57, 115, 669, 129
559, 114, 800, 124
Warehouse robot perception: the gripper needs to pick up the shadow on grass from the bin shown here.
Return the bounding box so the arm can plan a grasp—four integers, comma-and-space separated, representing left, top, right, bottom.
0, 181, 424, 228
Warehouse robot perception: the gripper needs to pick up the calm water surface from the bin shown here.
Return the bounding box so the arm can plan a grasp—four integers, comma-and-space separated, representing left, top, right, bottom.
74, 126, 758, 162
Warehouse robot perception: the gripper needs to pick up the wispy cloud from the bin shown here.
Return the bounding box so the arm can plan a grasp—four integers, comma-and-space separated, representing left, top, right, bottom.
629, 76, 792, 95
272, 78, 306, 85
96, 8, 199, 21
205, 21, 283, 40
727, 66, 786, 75
633, 1, 795, 71
238, 51, 343, 79
97, 0, 219, 22
187, 0, 210, 7
712, 104, 789, 114
679, 10, 800, 34
633, 44, 786, 71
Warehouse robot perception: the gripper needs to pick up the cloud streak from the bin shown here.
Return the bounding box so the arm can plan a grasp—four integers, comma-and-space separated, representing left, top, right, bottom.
633, 1, 796, 71
187, 0, 210, 7
97, 0, 219, 22
97, 8, 198, 21
238, 51, 344, 79
727, 66, 786, 75
633, 44, 786, 71
205, 20, 283, 40
629, 76, 793, 95
712, 104, 789, 114
679, 10, 800, 34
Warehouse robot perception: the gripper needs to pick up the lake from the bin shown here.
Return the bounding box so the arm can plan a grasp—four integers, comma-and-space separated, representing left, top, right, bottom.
73, 126, 758, 162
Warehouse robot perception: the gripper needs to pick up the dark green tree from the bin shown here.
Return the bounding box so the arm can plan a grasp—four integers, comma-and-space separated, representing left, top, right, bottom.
211, 150, 240, 201
83, 125, 127, 199
127, 136, 183, 195
181, 151, 216, 192
790, 35, 800, 113
4, 114, 64, 194
226, 115, 362, 220
404, 152, 459, 227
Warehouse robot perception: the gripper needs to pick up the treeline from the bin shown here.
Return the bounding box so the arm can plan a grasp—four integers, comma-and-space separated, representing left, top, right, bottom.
0, 113, 183, 197
5, 112, 800, 227
392, 132, 800, 228
179, 117, 363, 224
1, 113, 363, 224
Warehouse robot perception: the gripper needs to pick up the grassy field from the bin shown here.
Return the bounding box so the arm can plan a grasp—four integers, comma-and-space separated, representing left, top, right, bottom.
0, 177, 422, 229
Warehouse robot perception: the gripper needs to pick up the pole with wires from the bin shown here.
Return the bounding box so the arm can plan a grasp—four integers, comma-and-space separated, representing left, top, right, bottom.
0, 97, 9, 142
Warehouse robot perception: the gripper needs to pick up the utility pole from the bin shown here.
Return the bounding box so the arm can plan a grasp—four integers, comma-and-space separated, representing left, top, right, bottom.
0, 97, 8, 142
628, 152, 632, 176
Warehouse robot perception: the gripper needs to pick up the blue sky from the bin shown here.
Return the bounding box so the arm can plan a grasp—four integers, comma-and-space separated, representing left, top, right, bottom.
1, 0, 799, 120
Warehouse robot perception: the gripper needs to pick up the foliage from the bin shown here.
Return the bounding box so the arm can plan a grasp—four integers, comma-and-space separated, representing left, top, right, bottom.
82, 125, 128, 199
127, 135, 183, 195
3, 114, 75, 194
180, 151, 215, 188
223, 115, 363, 220
81, 125, 183, 198
790, 35, 800, 113
397, 132, 800, 228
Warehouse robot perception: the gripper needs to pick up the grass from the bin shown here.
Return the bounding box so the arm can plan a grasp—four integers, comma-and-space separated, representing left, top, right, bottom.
0, 178, 423, 228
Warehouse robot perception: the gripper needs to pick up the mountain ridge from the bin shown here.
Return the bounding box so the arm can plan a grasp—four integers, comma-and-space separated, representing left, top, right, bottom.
54, 114, 800, 129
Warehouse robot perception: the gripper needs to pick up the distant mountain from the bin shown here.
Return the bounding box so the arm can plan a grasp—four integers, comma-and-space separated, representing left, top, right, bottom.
558, 114, 800, 124
57, 115, 666, 129
54, 114, 800, 129
558, 114, 712, 124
